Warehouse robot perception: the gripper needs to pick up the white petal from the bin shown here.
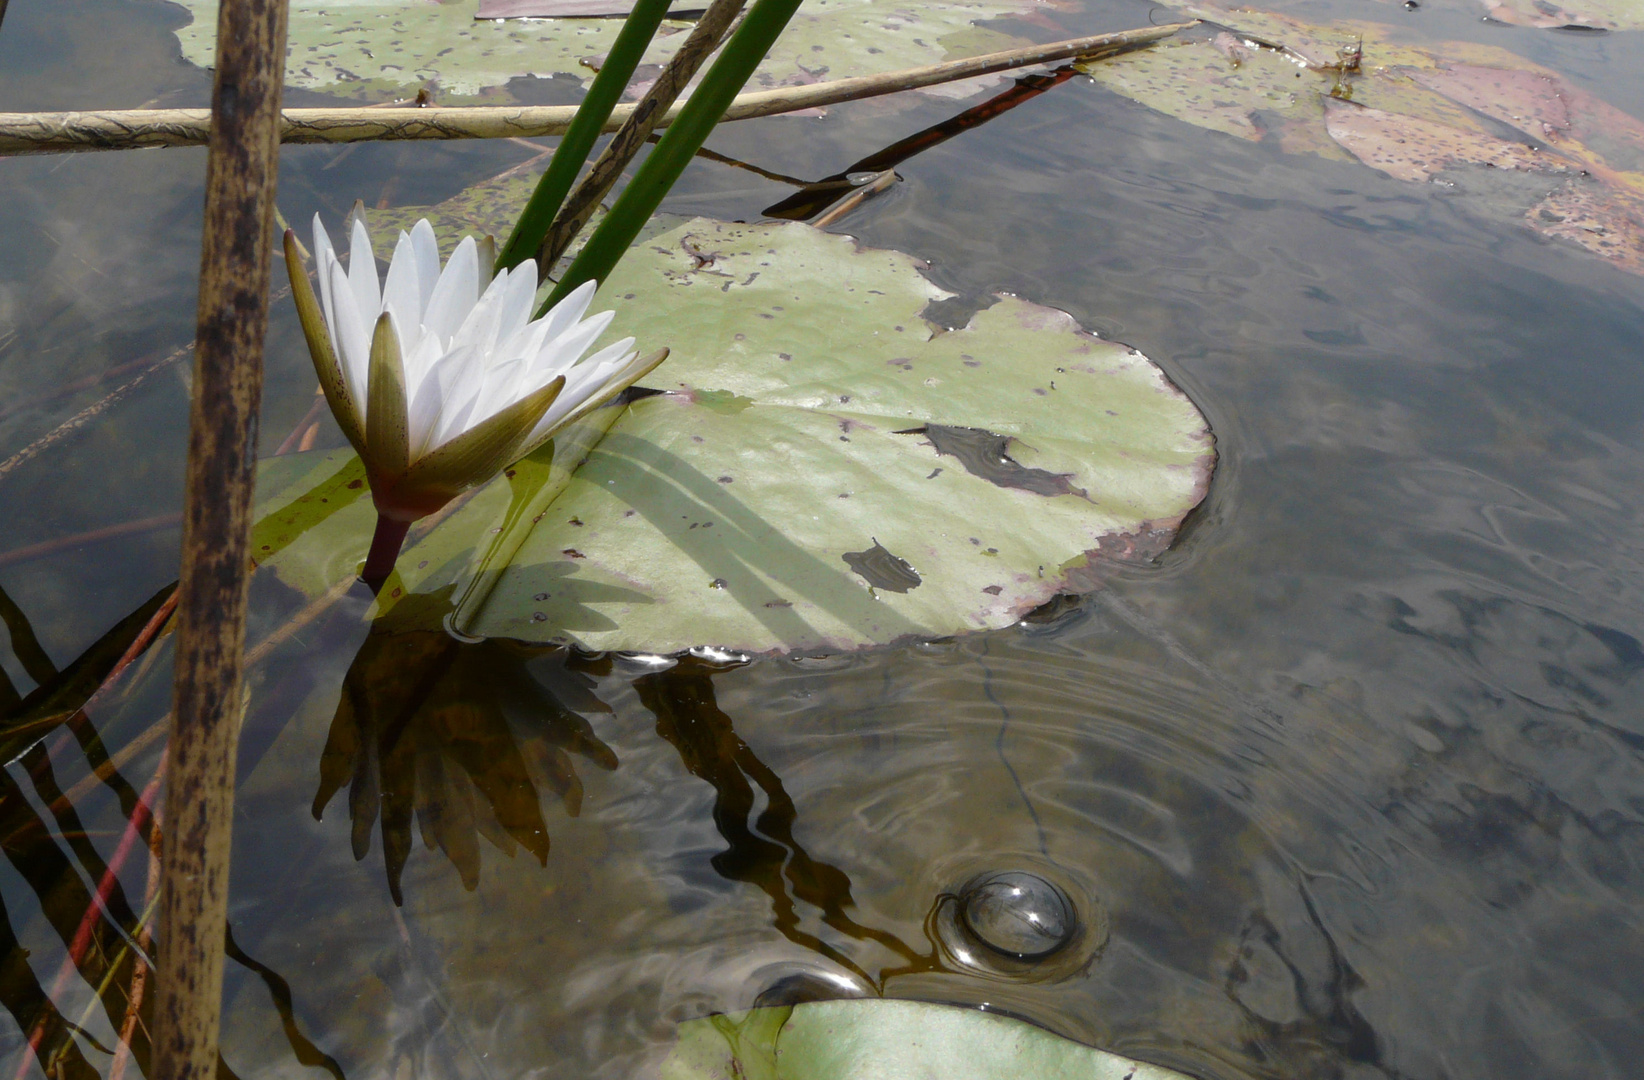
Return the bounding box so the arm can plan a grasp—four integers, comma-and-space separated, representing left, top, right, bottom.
449, 269, 512, 357
381, 230, 422, 346
422, 236, 479, 347
494, 262, 539, 347
409, 220, 440, 314
534, 279, 597, 347
326, 261, 372, 411
347, 217, 382, 325
407, 343, 481, 456
312, 215, 341, 360
571, 335, 636, 374
530, 348, 639, 440
468, 356, 527, 423
525, 309, 616, 383
401, 330, 446, 412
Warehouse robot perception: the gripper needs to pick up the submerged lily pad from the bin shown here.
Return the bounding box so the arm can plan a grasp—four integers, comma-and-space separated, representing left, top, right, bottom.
1080, 4, 1644, 277
1474, 0, 1644, 30
255, 218, 1212, 655
660, 999, 1194, 1080
172, 0, 1036, 103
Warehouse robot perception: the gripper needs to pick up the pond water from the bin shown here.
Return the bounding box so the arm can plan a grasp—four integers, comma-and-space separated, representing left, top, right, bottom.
2, 0, 1643, 1077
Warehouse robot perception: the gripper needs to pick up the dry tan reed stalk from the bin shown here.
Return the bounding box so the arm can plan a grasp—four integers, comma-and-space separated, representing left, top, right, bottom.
152, 0, 289, 1068
0, 23, 1193, 157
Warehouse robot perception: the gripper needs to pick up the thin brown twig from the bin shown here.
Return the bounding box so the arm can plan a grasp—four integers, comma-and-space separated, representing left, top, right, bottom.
272, 390, 328, 457
0, 344, 178, 424
0, 514, 183, 571
0, 24, 1195, 156
0, 345, 191, 483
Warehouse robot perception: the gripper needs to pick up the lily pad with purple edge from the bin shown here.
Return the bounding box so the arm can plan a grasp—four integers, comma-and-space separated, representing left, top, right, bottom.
1079, 2, 1644, 277
252, 218, 1214, 655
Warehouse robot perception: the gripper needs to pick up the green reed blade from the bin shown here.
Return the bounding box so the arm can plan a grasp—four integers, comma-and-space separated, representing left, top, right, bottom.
495, 0, 676, 273
540, 0, 806, 311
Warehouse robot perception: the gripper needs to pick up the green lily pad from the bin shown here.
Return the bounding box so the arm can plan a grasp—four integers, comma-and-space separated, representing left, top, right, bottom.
172, 0, 1033, 104
1080, 4, 1644, 277
255, 217, 1213, 654
660, 999, 1195, 1080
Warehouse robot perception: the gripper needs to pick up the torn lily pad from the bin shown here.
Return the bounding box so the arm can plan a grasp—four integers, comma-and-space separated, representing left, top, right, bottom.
1081, 4, 1644, 276
172, 0, 1037, 103
255, 218, 1212, 655
660, 999, 1195, 1080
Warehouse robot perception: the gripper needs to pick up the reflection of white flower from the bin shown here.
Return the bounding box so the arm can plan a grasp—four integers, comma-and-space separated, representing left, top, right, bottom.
285, 214, 666, 585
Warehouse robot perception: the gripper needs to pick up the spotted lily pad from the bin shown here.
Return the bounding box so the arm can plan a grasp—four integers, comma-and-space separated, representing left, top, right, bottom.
660, 999, 1195, 1080
1080, 4, 1644, 276
254, 217, 1212, 655
172, 0, 1037, 103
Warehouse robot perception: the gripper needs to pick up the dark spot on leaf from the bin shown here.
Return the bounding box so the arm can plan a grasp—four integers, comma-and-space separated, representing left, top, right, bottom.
532, 612, 548, 622
347, 479, 363, 489
843, 540, 922, 593
926, 468, 942, 479
894, 424, 1085, 498
1033, 388, 1047, 396
534, 592, 549, 601
717, 475, 734, 484
624, 509, 637, 517
390, 587, 402, 598
562, 549, 585, 559
417, 560, 428, 569
982, 585, 1003, 595
765, 599, 793, 608
505, 468, 516, 478
710, 578, 728, 589
569, 517, 583, 526
704, 522, 713, 527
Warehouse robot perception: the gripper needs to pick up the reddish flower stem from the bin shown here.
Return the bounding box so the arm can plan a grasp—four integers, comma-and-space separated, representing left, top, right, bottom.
360, 513, 411, 594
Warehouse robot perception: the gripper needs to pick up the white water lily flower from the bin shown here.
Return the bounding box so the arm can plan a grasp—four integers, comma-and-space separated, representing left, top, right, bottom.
284, 214, 667, 586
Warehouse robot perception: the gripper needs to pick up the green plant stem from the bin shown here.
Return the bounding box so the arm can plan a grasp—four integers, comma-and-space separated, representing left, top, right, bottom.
535, 0, 748, 275
541, 0, 804, 311
495, 0, 674, 272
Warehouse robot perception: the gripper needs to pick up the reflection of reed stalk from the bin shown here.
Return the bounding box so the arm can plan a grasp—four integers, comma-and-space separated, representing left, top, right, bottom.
11, 763, 163, 1080
108, 797, 163, 1080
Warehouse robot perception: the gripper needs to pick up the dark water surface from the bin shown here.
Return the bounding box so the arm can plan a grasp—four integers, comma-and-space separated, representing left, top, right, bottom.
2, 0, 1642, 1077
